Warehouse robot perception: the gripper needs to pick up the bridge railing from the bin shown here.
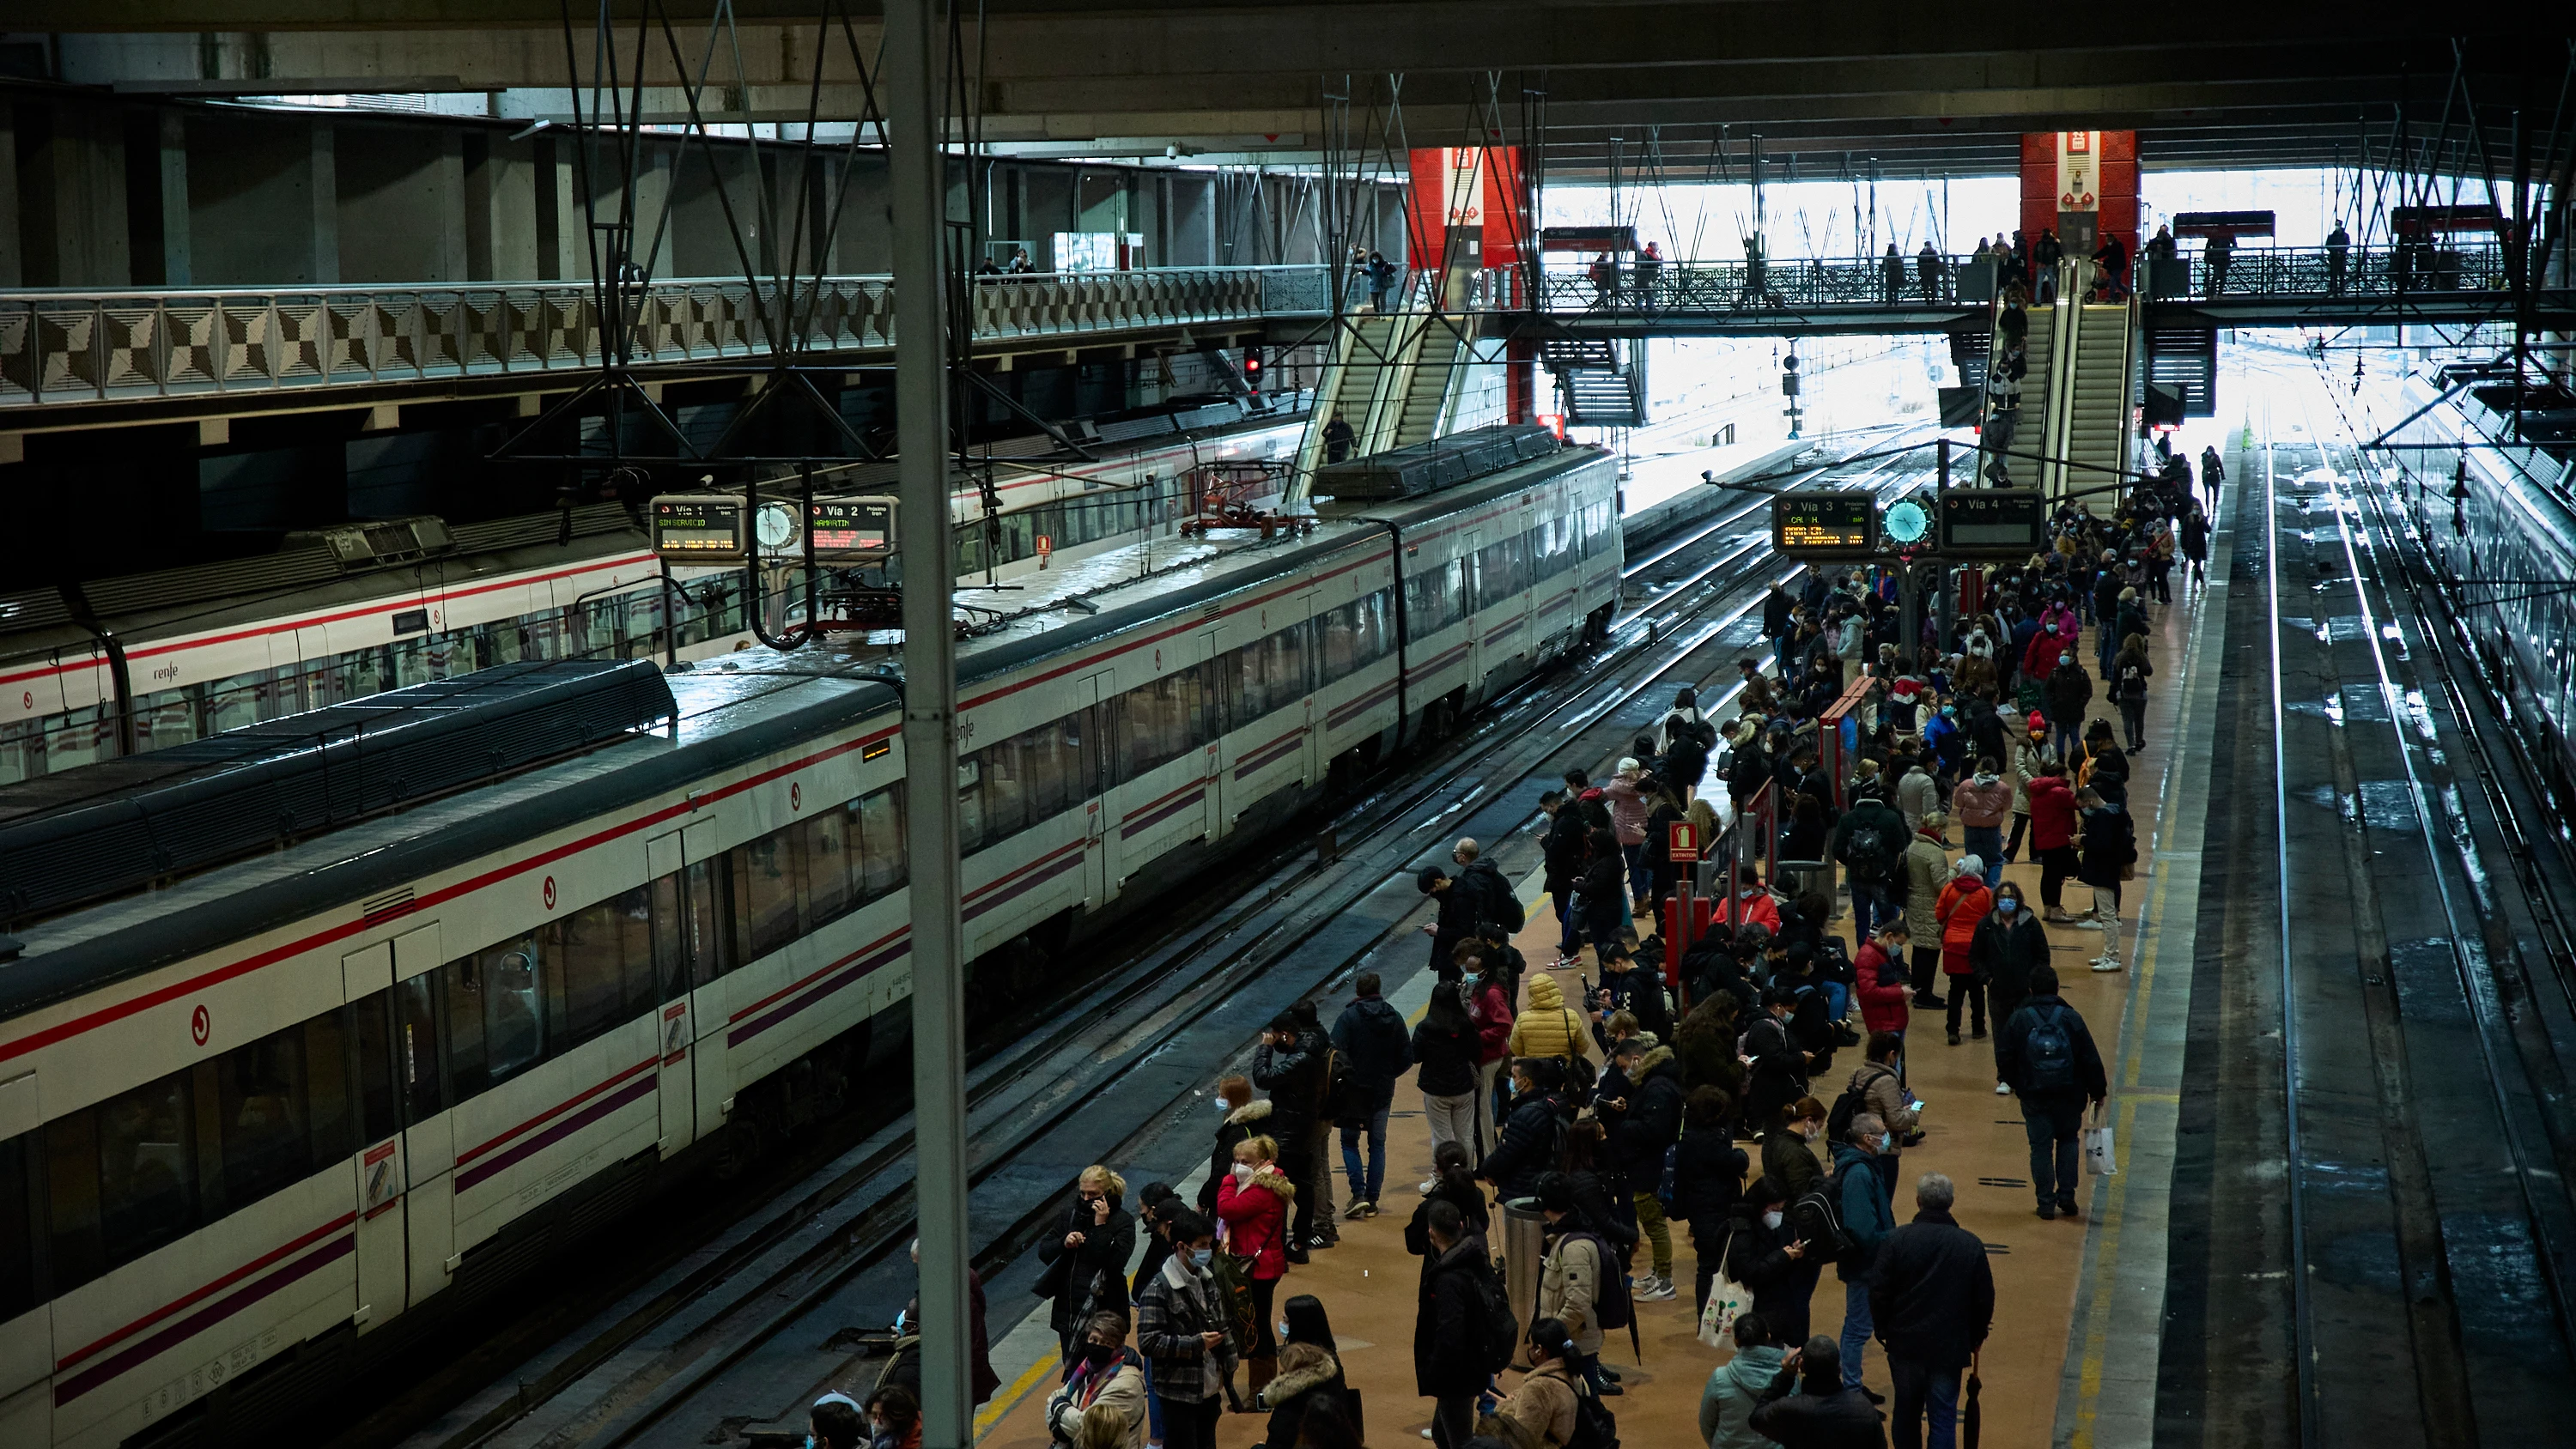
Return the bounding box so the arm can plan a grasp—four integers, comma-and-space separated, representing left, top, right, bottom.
2136, 243, 2508, 300
0, 265, 1332, 407
1535, 253, 1984, 313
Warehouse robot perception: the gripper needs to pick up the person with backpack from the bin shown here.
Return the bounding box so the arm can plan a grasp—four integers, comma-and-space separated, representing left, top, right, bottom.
1843, 1032, 1917, 1193
1605, 1036, 1686, 1301
1832, 785, 1910, 943
1831, 1113, 1899, 1401
1414, 1198, 1504, 1449
1455, 837, 1521, 937
1675, 1086, 1749, 1314
1869, 1173, 1994, 1449
1995, 964, 2109, 1219
1724, 1179, 1824, 1347
1968, 885, 2050, 1098
1534, 1173, 1616, 1391
1481, 1059, 1567, 1202
1331, 972, 1414, 1220
1760, 1096, 1828, 1205
1899, 811, 1952, 1008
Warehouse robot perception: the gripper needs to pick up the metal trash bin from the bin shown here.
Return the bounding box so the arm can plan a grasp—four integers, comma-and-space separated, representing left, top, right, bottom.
1776, 858, 1833, 907
1502, 1196, 1546, 1351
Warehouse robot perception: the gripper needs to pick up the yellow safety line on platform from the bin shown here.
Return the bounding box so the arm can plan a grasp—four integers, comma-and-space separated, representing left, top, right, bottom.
975, 1349, 1062, 1439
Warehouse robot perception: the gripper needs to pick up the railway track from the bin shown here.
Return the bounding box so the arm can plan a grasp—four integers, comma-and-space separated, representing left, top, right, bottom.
353, 427, 1941, 1449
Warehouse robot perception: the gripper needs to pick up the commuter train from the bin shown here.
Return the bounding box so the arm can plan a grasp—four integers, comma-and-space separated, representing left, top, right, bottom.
2395, 374, 2576, 804
0, 436, 1620, 1448
0, 408, 1300, 791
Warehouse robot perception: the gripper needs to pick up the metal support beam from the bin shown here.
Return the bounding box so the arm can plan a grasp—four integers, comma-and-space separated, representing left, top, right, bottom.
890, 3, 971, 1448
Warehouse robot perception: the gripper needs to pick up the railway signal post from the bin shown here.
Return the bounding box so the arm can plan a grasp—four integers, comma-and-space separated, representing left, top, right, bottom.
890, 4, 975, 1446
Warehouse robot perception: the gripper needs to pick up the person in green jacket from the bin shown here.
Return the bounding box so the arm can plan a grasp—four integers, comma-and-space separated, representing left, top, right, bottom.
1698, 1313, 1787, 1449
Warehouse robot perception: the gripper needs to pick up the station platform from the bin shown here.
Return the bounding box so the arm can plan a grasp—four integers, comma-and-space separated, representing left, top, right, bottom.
962, 458, 2232, 1447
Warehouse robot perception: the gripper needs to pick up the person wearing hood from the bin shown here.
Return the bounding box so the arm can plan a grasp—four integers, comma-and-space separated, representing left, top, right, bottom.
2075, 785, 2137, 971
1510, 973, 1590, 1070
1216, 1135, 1297, 1367
1412, 981, 1482, 1175
1046, 1312, 1150, 1449
1724, 1179, 1823, 1346
1332, 971, 1413, 1219
1258, 1341, 1346, 1449
2044, 652, 2093, 759
1607, 1035, 1687, 1300
1899, 811, 1952, 1007
1935, 858, 1994, 1045
1832, 1113, 1899, 1399
1969, 883, 2050, 1094
1951, 756, 2013, 891
1700, 1313, 1788, 1449
1414, 1199, 1496, 1449
1038, 1165, 1138, 1359
2026, 761, 2081, 921
1200, 1076, 1269, 1217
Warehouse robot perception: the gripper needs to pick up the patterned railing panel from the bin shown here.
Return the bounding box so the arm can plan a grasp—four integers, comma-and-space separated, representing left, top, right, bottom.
0, 266, 1317, 407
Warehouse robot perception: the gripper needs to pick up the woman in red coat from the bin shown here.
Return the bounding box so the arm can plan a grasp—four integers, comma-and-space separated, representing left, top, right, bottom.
1217, 1134, 1296, 1367
1935, 858, 1995, 1045
2025, 762, 2082, 921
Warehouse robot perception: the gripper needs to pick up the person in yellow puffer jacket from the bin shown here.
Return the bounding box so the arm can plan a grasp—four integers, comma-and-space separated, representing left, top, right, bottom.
1510, 973, 1592, 1076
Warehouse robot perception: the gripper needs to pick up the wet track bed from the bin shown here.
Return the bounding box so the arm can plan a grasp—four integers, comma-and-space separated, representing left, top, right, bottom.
319, 430, 1947, 1449
2162, 372, 2576, 1446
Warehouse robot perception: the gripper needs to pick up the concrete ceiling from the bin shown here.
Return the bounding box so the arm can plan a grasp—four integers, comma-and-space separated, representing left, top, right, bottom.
7, 6, 2568, 179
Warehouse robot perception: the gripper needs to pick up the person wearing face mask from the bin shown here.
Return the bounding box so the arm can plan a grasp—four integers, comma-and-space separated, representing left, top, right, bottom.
1970, 885, 2050, 1095
1045, 1312, 1148, 1449
1200, 1076, 1267, 1218
1724, 1179, 1822, 1346
808, 1392, 864, 1449
1217, 1135, 1296, 1379
1951, 756, 2013, 891
1935, 857, 1993, 1046
863, 1386, 922, 1449
1134, 1209, 1238, 1449
1037, 1166, 1137, 1361
2044, 651, 2093, 761
1831, 1112, 1899, 1402
1760, 1097, 1828, 1204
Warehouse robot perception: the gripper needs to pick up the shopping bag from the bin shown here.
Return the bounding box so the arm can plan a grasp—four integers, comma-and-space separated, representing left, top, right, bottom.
2083, 1107, 2117, 1177
1697, 1230, 1755, 1349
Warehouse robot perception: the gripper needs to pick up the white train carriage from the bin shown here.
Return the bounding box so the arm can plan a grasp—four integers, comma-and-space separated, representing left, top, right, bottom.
0, 413, 1302, 790
0, 438, 1617, 1449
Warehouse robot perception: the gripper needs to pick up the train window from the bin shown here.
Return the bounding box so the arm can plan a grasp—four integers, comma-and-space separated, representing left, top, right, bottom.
213, 1025, 312, 1207
684, 858, 732, 985
43, 1111, 103, 1293
307, 1009, 355, 1164
956, 758, 987, 856
1118, 663, 1207, 781
0, 1135, 30, 1319
855, 785, 908, 900
732, 831, 807, 961
94, 1072, 199, 1271
1321, 591, 1393, 679
396, 973, 444, 1121
549, 887, 653, 1049
482, 943, 546, 1083
974, 735, 1028, 846
1022, 712, 1087, 821
354, 991, 400, 1142
805, 808, 857, 925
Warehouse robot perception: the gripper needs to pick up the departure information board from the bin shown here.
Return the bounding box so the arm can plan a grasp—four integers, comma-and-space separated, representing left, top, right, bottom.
1772, 492, 1876, 557
651, 494, 748, 561
1939, 488, 2046, 556
808, 498, 896, 560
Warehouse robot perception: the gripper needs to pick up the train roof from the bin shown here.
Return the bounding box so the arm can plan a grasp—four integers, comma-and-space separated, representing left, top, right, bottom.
0, 442, 1611, 1020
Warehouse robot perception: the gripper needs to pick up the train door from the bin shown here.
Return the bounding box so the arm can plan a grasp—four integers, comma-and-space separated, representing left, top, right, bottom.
1458, 530, 1485, 692
343, 941, 406, 1333
1198, 627, 1229, 836
0, 1073, 48, 1446
386, 921, 452, 1309
647, 829, 697, 1159
1078, 675, 1114, 909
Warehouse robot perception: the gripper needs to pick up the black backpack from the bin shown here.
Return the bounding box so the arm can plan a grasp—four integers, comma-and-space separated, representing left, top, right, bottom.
1844, 822, 1893, 882
1824, 1077, 1872, 1145
1496, 886, 1528, 935
1562, 1231, 1632, 1332
1789, 1187, 1856, 1263
1470, 1261, 1519, 1375
1564, 1380, 1620, 1449
2025, 1005, 2077, 1090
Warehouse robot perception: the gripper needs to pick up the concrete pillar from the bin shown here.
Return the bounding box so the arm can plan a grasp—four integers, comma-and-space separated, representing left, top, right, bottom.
0, 107, 18, 287
334, 124, 467, 283
16, 100, 132, 287
311, 124, 339, 283
182, 110, 335, 286
462, 131, 494, 281
154, 109, 191, 285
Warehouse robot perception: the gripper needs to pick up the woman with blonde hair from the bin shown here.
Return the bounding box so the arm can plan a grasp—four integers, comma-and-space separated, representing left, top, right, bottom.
1217, 1134, 1296, 1369
1036, 1164, 1135, 1360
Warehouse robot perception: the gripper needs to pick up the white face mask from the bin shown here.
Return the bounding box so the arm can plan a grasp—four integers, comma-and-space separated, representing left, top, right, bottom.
1232, 1161, 1255, 1182
1762, 1210, 1785, 1231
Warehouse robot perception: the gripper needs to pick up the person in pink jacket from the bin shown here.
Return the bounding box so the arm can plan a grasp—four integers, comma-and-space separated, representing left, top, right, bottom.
1950, 757, 2014, 890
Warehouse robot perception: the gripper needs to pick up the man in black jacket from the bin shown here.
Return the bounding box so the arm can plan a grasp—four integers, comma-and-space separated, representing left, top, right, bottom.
1419, 865, 1485, 976
1868, 1173, 1994, 1449
1994, 964, 2109, 1218
1540, 791, 1592, 968
1415, 1199, 1498, 1449
1455, 838, 1516, 937
1833, 786, 1911, 943
1479, 1061, 1564, 1201
1748, 1337, 1888, 1447
1331, 972, 1413, 1220
1254, 1012, 1332, 1258
1606, 1037, 1686, 1300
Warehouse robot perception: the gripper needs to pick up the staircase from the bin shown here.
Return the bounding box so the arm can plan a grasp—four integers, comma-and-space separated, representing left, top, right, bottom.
2142, 325, 2219, 417
1291, 312, 1408, 502
1388, 317, 1475, 448
1543, 338, 1646, 428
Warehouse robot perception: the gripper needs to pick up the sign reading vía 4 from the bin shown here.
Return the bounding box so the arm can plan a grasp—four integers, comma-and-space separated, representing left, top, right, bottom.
1938, 488, 2047, 558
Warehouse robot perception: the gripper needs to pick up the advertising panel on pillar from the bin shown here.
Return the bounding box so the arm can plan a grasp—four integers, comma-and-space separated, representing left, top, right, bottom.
1405, 143, 1531, 312
2021, 130, 2136, 268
